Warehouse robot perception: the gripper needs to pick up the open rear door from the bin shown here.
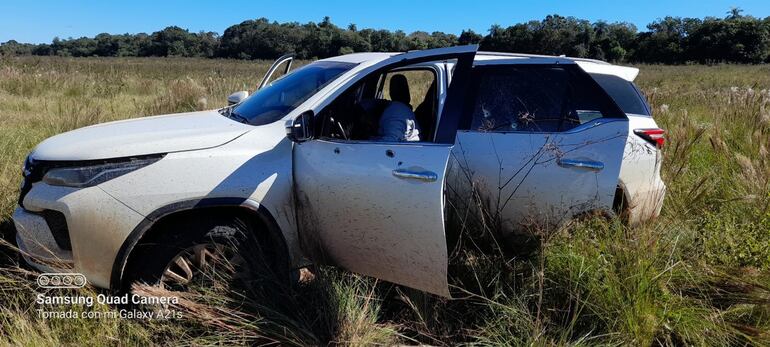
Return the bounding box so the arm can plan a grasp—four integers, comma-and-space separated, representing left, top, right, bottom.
293, 46, 477, 297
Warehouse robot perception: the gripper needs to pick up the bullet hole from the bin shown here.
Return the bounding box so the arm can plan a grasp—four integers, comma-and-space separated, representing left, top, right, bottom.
386, 149, 395, 158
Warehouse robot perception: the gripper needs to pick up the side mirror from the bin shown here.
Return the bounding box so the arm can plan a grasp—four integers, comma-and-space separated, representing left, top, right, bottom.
285, 111, 314, 143
227, 91, 249, 105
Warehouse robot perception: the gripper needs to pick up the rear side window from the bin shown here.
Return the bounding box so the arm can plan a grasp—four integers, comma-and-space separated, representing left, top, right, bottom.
590, 73, 651, 116
468, 65, 625, 133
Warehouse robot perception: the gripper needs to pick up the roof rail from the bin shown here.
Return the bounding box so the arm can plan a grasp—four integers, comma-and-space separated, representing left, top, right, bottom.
477, 51, 611, 65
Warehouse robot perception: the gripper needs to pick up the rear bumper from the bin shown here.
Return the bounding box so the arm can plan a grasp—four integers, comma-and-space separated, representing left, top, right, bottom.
625, 182, 666, 225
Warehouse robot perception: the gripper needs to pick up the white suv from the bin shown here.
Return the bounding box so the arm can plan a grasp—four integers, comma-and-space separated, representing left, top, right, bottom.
13, 46, 665, 296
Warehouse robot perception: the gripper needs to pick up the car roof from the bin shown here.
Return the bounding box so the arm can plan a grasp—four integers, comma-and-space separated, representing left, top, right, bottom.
318, 52, 399, 64
322, 50, 639, 81
475, 53, 639, 81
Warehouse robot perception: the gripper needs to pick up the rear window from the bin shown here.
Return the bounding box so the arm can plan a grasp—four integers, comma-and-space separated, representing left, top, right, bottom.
590, 73, 651, 116
467, 65, 625, 133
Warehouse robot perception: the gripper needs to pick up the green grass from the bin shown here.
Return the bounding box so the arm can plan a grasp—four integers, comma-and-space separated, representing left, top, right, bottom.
1, 56, 769, 345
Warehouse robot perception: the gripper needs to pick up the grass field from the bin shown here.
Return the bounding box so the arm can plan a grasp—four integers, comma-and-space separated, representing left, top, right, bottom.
0, 56, 769, 346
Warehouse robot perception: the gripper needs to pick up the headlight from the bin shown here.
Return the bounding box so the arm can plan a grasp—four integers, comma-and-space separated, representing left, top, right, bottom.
42, 156, 163, 188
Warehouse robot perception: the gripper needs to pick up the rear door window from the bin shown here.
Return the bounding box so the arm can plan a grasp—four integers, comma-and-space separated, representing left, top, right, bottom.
467, 64, 625, 133
590, 73, 651, 116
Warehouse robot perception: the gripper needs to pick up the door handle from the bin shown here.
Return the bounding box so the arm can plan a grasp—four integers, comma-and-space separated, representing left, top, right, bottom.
557, 158, 604, 171
392, 169, 438, 182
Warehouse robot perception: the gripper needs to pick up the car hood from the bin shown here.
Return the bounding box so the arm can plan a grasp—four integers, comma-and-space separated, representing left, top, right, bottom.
31, 110, 253, 161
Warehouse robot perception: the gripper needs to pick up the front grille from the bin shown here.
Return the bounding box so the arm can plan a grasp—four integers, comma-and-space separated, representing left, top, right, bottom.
40, 210, 72, 251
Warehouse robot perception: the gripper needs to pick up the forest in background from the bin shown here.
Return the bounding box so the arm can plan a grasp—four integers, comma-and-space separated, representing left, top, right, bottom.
2, 8, 770, 64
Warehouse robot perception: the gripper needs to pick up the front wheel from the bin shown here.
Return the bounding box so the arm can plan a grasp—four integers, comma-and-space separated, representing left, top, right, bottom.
123, 214, 289, 293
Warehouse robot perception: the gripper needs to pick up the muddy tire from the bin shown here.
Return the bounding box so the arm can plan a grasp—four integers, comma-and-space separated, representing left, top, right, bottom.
122, 213, 289, 292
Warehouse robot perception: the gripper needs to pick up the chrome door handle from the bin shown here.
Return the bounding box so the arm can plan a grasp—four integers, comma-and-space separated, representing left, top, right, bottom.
392, 169, 438, 182
557, 158, 604, 171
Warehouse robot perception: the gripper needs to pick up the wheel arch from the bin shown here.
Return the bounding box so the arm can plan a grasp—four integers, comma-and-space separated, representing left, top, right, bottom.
110, 197, 290, 292
613, 181, 630, 223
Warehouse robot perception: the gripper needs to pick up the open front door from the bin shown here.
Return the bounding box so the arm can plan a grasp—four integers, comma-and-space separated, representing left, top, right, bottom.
293, 46, 477, 297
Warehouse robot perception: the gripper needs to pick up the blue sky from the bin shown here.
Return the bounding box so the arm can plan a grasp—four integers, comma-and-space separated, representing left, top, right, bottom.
1, 0, 769, 43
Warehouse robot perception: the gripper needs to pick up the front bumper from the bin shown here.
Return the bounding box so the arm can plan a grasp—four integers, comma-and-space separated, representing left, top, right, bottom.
13, 183, 145, 289
13, 208, 74, 272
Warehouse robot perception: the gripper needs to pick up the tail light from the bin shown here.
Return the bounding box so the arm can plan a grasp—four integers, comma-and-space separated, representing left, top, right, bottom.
634, 128, 665, 149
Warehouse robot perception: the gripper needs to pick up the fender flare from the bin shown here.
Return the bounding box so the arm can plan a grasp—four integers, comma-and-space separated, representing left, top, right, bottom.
109, 197, 289, 292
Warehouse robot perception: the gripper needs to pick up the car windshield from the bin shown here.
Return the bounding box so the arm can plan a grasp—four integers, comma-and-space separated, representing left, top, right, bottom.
230, 61, 356, 126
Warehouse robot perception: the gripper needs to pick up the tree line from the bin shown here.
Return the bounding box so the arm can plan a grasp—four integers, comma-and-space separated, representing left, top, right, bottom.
2, 10, 770, 64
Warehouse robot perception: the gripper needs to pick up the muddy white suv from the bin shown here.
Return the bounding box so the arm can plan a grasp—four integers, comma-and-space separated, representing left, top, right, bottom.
13, 46, 665, 296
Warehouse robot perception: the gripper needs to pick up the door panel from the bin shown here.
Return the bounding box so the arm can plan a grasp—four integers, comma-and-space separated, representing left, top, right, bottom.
294, 141, 452, 296
450, 119, 628, 232
293, 46, 477, 296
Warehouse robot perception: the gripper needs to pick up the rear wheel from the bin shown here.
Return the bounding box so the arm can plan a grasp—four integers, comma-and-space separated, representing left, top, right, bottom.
613, 185, 630, 224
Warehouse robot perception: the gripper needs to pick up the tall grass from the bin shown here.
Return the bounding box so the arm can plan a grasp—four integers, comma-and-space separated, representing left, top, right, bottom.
0, 57, 768, 345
